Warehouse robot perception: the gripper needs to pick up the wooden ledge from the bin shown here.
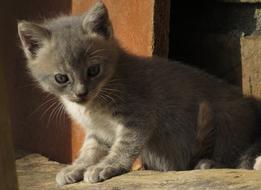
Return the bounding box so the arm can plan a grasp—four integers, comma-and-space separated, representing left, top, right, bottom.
218, 0, 261, 3
16, 153, 261, 190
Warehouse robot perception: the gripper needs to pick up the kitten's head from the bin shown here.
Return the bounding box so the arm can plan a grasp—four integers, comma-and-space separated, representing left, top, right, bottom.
18, 2, 118, 104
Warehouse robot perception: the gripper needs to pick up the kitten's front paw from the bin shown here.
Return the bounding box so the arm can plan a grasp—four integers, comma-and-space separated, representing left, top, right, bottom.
194, 159, 221, 169
56, 165, 86, 186
254, 156, 261, 170
84, 165, 128, 183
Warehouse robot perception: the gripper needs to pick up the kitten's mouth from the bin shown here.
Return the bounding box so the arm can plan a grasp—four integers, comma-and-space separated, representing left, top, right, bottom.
68, 96, 88, 104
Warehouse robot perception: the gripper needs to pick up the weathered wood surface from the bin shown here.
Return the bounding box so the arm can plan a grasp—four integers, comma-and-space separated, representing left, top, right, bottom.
0, 52, 18, 190
219, 0, 261, 3
241, 35, 261, 98
17, 153, 261, 190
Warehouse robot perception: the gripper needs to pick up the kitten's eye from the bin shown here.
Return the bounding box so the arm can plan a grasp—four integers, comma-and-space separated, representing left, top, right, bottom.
55, 74, 69, 84
87, 64, 100, 78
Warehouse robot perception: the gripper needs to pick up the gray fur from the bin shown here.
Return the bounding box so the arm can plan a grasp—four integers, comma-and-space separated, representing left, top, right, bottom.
18, 1, 261, 185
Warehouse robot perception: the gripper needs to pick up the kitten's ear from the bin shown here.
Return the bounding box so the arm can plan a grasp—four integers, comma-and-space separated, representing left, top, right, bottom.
82, 1, 113, 39
18, 21, 51, 59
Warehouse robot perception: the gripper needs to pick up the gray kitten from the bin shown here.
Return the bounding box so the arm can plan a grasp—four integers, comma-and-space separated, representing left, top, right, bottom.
18, 1, 261, 185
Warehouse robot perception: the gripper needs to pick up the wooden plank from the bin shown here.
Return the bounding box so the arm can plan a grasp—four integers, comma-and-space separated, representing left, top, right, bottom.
0, 2, 18, 189
153, 0, 170, 57
219, 0, 261, 3
16, 154, 261, 190
0, 54, 18, 190
241, 35, 261, 97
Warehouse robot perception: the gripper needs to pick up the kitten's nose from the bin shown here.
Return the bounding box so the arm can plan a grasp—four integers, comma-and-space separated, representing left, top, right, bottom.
74, 83, 88, 101
75, 90, 88, 98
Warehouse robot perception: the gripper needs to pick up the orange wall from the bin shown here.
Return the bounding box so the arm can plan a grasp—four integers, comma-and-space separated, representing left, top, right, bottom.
72, 0, 154, 56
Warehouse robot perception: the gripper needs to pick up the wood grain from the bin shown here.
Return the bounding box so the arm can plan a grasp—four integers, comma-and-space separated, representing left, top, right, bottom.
17, 153, 261, 190
0, 45, 18, 190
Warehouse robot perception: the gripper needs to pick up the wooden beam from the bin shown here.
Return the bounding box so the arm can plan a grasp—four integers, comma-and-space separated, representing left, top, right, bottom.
0, 52, 18, 190
241, 35, 261, 97
0, 2, 18, 189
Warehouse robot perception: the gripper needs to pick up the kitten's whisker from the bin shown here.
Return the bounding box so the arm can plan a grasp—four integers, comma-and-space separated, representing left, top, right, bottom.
97, 93, 109, 103
88, 57, 107, 63
40, 100, 58, 122
101, 87, 125, 103
89, 54, 107, 58
88, 54, 104, 59
108, 78, 122, 83
102, 87, 122, 93
88, 48, 106, 56
99, 90, 116, 105
96, 95, 103, 103
27, 97, 57, 118
57, 103, 65, 127
104, 91, 124, 103
54, 102, 62, 125
56, 103, 62, 126
62, 105, 66, 127
57, 103, 64, 127
98, 90, 111, 103
53, 104, 61, 127
111, 93, 124, 103
106, 78, 125, 86
45, 102, 57, 126
48, 102, 61, 128
63, 107, 67, 127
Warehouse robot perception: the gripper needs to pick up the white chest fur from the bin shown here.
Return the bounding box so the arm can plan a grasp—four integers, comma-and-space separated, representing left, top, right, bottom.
61, 98, 119, 144
62, 98, 91, 127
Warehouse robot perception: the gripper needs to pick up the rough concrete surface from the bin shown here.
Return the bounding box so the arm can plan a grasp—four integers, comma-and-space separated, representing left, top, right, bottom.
16, 154, 261, 190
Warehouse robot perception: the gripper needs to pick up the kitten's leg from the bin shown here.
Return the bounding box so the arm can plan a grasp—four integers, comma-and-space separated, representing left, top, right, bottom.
253, 156, 261, 170
190, 101, 216, 169
84, 124, 147, 183
194, 159, 223, 169
196, 101, 215, 146
238, 139, 261, 170
56, 133, 109, 185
